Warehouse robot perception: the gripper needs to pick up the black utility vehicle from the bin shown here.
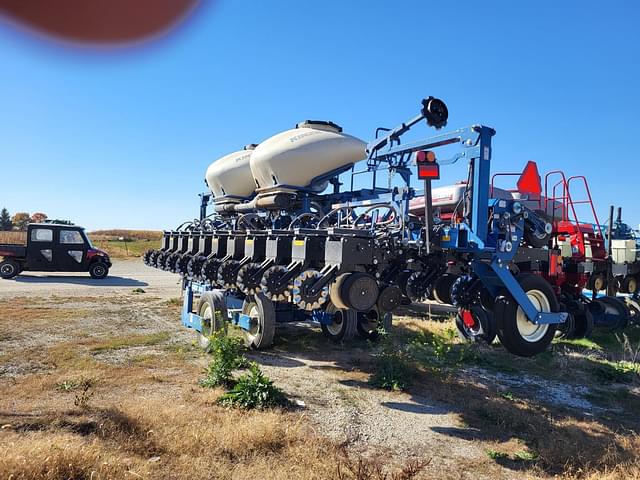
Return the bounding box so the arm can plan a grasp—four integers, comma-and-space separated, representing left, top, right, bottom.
0, 223, 111, 279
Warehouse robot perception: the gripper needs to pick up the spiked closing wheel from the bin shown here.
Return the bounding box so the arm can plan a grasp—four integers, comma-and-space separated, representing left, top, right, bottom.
237, 263, 264, 295
291, 269, 329, 311
261, 265, 291, 301
201, 258, 223, 286
217, 260, 241, 289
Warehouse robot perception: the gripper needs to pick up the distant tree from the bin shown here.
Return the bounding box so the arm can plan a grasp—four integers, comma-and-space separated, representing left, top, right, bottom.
0, 208, 12, 231
30, 212, 48, 224
11, 212, 30, 231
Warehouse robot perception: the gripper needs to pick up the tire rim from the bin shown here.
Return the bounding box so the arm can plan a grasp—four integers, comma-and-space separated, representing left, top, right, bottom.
593, 276, 604, 291
516, 289, 550, 343
93, 265, 105, 276
245, 303, 260, 343
1, 264, 15, 276
325, 310, 344, 336
200, 303, 213, 336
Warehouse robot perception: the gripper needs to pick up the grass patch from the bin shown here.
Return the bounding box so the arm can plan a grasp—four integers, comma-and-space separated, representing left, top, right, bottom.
89, 332, 171, 353
486, 449, 509, 460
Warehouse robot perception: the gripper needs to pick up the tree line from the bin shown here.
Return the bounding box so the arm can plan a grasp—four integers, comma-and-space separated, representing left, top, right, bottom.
0, 208, 73, 231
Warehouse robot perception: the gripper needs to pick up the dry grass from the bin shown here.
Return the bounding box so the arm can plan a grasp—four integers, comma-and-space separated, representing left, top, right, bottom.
88, 229, 163, 241
0, 230, 26, 244
2, 295, 640, 479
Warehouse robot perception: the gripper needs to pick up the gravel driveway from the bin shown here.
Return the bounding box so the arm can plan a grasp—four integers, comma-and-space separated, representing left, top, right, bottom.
0, 259, 181, 299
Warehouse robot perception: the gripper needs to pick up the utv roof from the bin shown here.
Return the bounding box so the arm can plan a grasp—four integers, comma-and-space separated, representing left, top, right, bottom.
30, 223, 81, 228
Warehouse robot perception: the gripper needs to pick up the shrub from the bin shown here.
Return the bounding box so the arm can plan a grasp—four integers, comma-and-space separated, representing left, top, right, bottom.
369, 332, 414, 391
218, 363, 287, 409
200, 334, 248, 388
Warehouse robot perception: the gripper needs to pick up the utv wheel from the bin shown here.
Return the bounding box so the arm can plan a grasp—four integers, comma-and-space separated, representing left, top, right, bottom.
242, 293, 276, 350
0, 259, 20, 279
455, 306, 497, 344
89, 262, 109, 279
197, 290, 228, 349
495, 274, 558, 357
320, 302, 357, 342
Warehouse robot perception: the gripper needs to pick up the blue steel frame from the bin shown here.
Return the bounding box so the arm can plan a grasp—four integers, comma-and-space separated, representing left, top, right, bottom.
368, 124, 567, 326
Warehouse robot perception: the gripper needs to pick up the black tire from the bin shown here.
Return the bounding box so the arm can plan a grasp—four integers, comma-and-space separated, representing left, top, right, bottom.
197, 290, 228, 349
455, 306, 497, 344
495, 274, 558, 357
0, 259, 20, 279
555, 312, 577, 339
620, 276, 639, 295
356, 307, 392, 340
433, 273, 458, 305
89, 262, 109, 279
587, 273, 606, 292
571, 309, 594, 338
242, 293, 276, 350
320, 302, 357, 342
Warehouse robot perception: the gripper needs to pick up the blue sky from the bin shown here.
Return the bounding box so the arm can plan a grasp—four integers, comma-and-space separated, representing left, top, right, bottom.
1, 1, 639, 231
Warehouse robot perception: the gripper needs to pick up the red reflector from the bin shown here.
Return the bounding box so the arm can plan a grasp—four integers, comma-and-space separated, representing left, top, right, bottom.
461, 309, 476, 328
417, 163, 440, 179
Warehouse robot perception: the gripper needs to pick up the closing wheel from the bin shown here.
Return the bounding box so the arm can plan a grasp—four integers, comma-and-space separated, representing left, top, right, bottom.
337, 272, 379, 312
142, 249, 155, 266
89, 262, 109, 279
433, 273, 458, 305
356, 307, 392, 340
197, 290, 228, 349
455, 306, 497, 344
242, 293, 276, 350
261, 265, 290, 301
329, 273, 350, 309
0, 259, 20, 279
320, 302, 357, 342
495, 274, 558, 357
236, 262, 263, 295
291, 269, 329, 311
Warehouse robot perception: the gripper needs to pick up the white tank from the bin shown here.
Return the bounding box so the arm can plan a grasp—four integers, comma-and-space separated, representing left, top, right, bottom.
250, 121, 366, 192
205, 145, 256, 199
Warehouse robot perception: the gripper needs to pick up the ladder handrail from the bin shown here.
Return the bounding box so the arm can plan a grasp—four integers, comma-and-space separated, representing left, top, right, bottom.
567, 175, 603, 238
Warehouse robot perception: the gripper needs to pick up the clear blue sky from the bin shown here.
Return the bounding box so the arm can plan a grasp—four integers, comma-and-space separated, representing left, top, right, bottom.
1, 1, 639, 231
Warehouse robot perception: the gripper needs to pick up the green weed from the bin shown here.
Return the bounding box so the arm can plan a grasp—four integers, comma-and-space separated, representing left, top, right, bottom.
200, 333, 248, 388
218, 363, 287, 409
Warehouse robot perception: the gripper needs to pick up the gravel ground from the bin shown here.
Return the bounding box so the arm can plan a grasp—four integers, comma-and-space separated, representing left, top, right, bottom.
0, 258, 181, 299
